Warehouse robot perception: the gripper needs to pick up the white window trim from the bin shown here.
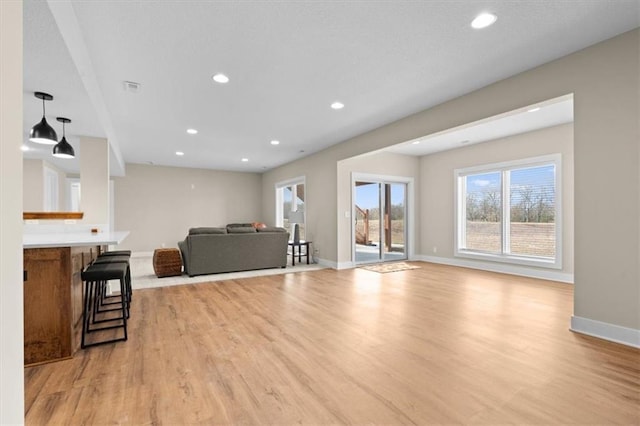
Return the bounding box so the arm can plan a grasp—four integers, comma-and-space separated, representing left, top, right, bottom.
275, 176, 305, 228
454, 154, 562, 270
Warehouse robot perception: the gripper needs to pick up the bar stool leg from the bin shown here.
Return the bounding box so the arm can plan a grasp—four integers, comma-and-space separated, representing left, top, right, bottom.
81, 263, 129, 348
82, 279, 95, 349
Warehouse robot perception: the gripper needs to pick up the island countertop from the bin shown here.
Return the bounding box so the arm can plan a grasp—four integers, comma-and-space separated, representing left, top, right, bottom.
23, 232, 130, 365
23, 231, 130, 249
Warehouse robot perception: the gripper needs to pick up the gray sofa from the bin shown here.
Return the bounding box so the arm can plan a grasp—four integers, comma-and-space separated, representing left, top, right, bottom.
178, 224, 289, 277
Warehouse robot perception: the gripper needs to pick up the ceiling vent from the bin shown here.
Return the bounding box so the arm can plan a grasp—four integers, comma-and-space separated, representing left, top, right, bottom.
123, 81, 141, 93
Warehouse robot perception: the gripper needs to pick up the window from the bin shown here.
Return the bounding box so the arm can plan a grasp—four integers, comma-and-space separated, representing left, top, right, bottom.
455, 154, 561, 268
276, 177, 305, 240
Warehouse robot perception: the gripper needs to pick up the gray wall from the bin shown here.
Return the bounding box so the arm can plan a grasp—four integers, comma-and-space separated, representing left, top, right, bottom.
263, 30, 639, 332
114, 163, 263, 252
337, 151, 421, 265
23, 159, 44, 211
420, 123, 574, 280
23, 158, 67, 211
261, 151, 338, 263
80, 137, 110, 225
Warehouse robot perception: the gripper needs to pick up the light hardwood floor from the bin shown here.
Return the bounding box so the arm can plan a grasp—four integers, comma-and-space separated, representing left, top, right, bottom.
25, 262, 640, 424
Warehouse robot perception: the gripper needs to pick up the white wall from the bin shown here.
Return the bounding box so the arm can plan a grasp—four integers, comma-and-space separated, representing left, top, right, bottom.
264, 30, 639, 342
114, 163, 263, 252
420, 123, 574, 281
0, 0, 24, 423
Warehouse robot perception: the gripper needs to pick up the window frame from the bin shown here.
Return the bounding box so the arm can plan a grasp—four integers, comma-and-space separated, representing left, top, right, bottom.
454, 154, 562, 269
275, 176, 306, 238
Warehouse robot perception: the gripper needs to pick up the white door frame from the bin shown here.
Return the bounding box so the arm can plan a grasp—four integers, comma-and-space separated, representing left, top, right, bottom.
351, 172, 414, 264
43, 166, 59, 211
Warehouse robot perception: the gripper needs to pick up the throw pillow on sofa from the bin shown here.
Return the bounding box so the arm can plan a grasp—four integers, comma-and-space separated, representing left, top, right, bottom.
227, 223, 253, 229
257, 227, 287, 233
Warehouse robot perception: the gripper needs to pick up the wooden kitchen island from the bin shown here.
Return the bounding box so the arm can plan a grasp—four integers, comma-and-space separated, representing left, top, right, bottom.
23, 231, 129, 366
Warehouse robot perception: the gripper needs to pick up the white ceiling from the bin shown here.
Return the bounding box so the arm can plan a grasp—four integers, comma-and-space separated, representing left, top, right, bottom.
22, 1, 640, 174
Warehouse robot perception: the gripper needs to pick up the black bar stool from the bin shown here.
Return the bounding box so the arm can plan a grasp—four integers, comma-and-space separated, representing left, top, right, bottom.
93, 254, 132, 316
81, 262, 129, 348
100, 250, 132, 257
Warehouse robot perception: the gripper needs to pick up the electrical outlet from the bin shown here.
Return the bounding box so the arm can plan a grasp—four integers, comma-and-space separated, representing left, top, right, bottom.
433, 246, 437, 253
161, 243, 166, 248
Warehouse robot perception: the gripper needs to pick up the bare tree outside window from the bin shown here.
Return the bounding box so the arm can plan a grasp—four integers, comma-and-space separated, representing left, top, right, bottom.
461, 163, 556, 259
464, 172, 501, 253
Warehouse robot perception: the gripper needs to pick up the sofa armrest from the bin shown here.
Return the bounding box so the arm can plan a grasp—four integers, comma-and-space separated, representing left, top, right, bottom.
177, 239, 190, 275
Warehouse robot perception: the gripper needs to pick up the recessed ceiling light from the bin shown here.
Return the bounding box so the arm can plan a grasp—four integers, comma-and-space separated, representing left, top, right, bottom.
460, 140, 471, 144
331, 101, 344, 110
241, 158, 249, 162
187, 129, 198, 135
412, 141, 421, 145
471, 12, 497, 29
270, 140, 280, 145
212, 73, 229, 84
21, 145, 30, 152
528, 107, 541, 113
176, 151, 184, 156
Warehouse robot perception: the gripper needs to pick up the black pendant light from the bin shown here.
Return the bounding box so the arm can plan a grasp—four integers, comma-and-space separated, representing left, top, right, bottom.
29, 92, 58, 145
52, 117, 75, 159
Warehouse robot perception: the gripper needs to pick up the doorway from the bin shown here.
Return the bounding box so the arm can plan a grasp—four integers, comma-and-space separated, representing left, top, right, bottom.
275, 177, 305, 240
354, 179, 407, 264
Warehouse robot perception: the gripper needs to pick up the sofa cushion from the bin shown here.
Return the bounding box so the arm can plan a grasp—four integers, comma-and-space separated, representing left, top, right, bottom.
257, 226, 287, 233
227, 223, 253, 228
228, 226, 257, 234
179, 228, 289, 276
189, 227, 227, 235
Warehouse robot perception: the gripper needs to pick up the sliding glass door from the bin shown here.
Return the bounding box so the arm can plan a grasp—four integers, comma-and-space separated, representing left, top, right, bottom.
354, 180, 407, 264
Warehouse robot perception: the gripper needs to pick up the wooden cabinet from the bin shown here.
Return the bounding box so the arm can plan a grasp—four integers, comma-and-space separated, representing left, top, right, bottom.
23, 245, 99, 366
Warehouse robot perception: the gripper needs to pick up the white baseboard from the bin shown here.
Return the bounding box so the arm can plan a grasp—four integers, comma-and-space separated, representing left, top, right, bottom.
571, 316, 640, 348
336, 261, 355, 270
415, 255, 574, 283
316, 258, 354, 269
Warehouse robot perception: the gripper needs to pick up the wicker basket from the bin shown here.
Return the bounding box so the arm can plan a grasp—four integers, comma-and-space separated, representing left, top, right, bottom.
152, 248, 182, 278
